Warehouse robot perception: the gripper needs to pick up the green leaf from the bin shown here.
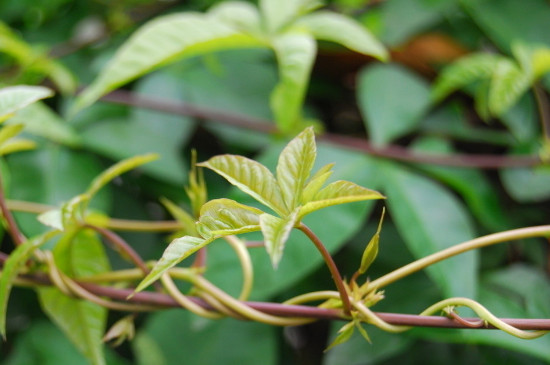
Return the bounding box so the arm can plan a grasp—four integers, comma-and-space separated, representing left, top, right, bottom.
73, 13, 265, 113
198, 154, 286, 215
160, 198, 198, 237
0, 138, 35, 155
488, 58, 531, 116
359, 208, 385, 274
135, 236, 211, 293
431, 53, 503, 102
325, 321, 355, 351
0, 231, 57, 338
208, 1, 261, 34
276, 126, 316, 209
532, 47, 550, 78
382, 162, 478, 298
358, 63, 430, 145
37, 209, 64, 231
0, 85, 53, 119
260, 209, 299, 268
299, 180, 384, 219
270, 31, 316, 133
38, 230, 110, 365
86, 153, 158, 199
196, 198, 263, 238
295, 11, 388, 60
0, 123, 24, 145
500, 165, 550, 202
301, 162, 334, 203
259, 0, 322, 33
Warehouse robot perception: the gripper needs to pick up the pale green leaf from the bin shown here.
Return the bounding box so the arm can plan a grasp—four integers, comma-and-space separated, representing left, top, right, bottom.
301, 163, 334, 203
0, 123, 23, 145
208, 1, 262, 34
270, 32, 316, 134
38, 230, 110, 365
489, 59, 531, 116
160, 197, 198, 237
86, 153, 158, 199
259, 0, 322, 33
135, 236, 211, 293
73, 13, 265, 113
0, 138, 35, 155
196, 198, 263, 238
198, 155, 286, 215
276, 126, 316, 209
431, 53, 503, 102
37, 209, 64, 231
354, 322, 371, 344
260, 209, 299, 268
325, 321, 355, 351
295, 11, 387, 61
0, 85, 53, 119
0, 231, 58, 338
299, 180, 384, 219
359, 208, 385, 274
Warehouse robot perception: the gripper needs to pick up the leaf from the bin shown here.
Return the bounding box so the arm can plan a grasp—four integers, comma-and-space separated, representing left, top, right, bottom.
325, 321, 355, 351
276, 126, 316, 209
86, 153, 158, 199
196, 198, 263, 238
295, 11, 388, 60
270, 31, 316, 133
359, 208, 385, 274
381, 162, 478, 298
532, 47, 550, 78
198, 154, 286, 215
299, 180, 384, 219
38, 230, 110, 365
135, 236, 211, 293
38, 209, 64, 231
0, 138, 35, 155
260, 209, 299, 268
160, 198, 198, 237
0, 231, 57, 338
488, 58, 531, 116
73, 13, 265, 113
500, 165, 550, 202
431, 53, 503, 102
0, 85, 53, 119
0, 123, 23, 145
259, 0, 322, 33
301, 162, 334, 203
358, 63, 430, 146
208, 1, 261, 34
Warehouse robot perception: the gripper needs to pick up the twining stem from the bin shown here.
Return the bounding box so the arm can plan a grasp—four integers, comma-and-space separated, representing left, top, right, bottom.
298, 223, 352, 315
533, 83, 550, 143
369, 225, 550, 290
224, 235, 253, 301
0, 177, 25, 245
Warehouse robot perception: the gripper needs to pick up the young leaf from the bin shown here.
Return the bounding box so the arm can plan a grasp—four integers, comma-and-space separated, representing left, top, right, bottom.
0, 124, 23, 146
73, 13, 264, 113
208, 1, 261, 34
0, 231, 58, 338
260, 209, 299, 268
0, 85, 53, 119
135, 236, 211, 293
488, 59, 530, 116
325, 321, 355, 352
160, 197, 198, 237
270, 32, 316, 134
0, 138, 35, 155
431, 53, 503, 102
198, 155, 287, 215
301, 163, 334, 203
38, 209, 64, 231
276, 126, 316, 210
358, 208, 385, 275
295, 11, 388, 61
259, 0, 322, 33
196, 198, 263, 239
86, 153, 159, 199
299, 180, 384, 219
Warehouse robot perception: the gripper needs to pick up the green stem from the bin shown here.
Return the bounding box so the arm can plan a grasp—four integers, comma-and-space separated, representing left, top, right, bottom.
224, 235, 253, 301
369, 225, 550, 290
298, 223, 352, 314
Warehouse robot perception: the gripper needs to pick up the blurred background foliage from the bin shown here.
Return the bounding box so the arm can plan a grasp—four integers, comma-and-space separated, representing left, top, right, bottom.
1, 0, 550, 364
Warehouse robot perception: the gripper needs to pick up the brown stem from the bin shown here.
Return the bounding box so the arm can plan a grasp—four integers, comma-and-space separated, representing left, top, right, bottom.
534, 83, 550, 142
99, 89, 542, 169
298, 223, 352, 315
0, 174, 26, 245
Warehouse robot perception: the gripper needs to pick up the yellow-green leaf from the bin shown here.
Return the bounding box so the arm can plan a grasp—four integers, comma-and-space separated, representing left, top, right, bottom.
199, 155, 287, 215
325, 321, 355, 352
276, 126, 316, 210
359, 208, 385, 274
301, 163, 334, 203
160, 197, 198, 237
260, 209, 299, 268
196, 198, 263, 238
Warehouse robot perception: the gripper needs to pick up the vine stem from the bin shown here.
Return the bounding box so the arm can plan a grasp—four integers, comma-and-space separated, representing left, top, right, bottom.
369, 225, 550, 290
0, 176, 25, 245
298, 223, 352, 315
